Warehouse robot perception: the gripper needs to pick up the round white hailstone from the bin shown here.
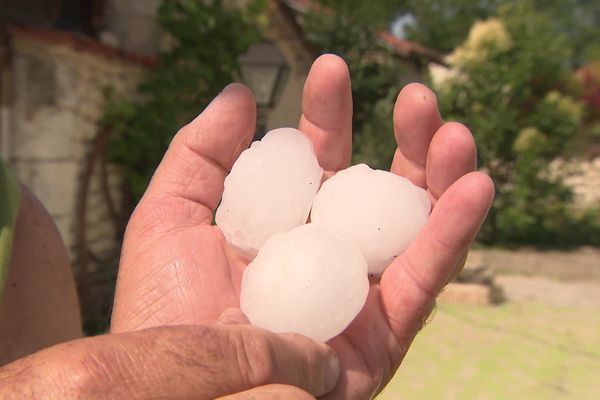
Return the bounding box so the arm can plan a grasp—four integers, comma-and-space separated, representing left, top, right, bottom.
240, 223, 369, 342
311, 164, 431, 275
216, 128, 323, 258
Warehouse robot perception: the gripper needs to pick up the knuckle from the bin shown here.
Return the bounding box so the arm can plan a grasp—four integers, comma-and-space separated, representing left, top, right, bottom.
279, 333, 313, 382
231, 330, 276, 386
170, 125, 189, 149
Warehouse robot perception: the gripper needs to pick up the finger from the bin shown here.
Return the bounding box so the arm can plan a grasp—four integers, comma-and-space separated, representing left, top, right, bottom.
445, 250, 469, 286
324, 287, 406, 400
4, 325, 340, 399
298, 54, 352, 175
216, 384, 315, 400
217, 307, 250, 325
142, 83, 256, 226
380, 172, 494, 343
390, 83, 442, 187
426, 122, 477, 202
425, 122, 477, 284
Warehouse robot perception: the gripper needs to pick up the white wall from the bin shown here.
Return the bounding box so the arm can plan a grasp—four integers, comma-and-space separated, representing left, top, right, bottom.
8, 34, 146, 261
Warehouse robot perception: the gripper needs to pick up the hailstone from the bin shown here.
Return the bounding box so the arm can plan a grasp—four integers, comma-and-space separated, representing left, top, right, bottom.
240, 223, 369, 342
216, 128, 323, 258
311, 164, 431, 275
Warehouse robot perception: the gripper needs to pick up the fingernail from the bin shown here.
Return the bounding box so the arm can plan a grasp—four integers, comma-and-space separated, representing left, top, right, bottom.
221, 82, 242, 94
325, 354, 340, 390
207, 83, 237, 106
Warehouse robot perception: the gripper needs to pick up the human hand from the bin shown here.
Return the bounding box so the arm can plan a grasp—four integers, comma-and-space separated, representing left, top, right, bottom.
0, 311, 338, 399
111, 54, 494, 399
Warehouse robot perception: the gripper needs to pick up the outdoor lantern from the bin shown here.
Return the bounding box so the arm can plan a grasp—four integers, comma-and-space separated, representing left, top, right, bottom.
238, 41, 289, 109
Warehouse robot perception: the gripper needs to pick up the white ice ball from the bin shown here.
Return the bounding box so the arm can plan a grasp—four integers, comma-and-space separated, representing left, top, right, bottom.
311, 164, 431, 275
240, 223, 369, 342
216, 128, 323, 258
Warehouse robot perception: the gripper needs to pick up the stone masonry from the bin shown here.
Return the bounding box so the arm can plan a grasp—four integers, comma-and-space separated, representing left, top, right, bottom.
5, 28, 148, 264
563, 157, 600, 209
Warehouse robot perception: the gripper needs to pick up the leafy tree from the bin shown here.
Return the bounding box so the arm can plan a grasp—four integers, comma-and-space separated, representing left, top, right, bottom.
310, 0, 502, 54
528, 0, 600, 66
434, 3, 599, 245
312, 0, 403, 30
402, 0, 502, 54
577, 61, 600, 149
102, 0, 264, 200
308, 0, 600, 245
316, 0, 600, 66
404, 0, 600, 66
305, 0, 512, 169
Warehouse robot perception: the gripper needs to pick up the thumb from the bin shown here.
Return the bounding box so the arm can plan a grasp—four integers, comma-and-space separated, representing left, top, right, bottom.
1, 324, 340, 399
138, 83, 256, 230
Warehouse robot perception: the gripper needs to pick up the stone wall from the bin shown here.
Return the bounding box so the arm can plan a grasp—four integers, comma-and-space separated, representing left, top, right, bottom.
467, 247, 600, 281
101, 0, 163, 55
563, 157, 600, 209
5, 29, 148, 266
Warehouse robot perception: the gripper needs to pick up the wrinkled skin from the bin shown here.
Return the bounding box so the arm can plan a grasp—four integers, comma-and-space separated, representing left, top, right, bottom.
112, 54, 494, 399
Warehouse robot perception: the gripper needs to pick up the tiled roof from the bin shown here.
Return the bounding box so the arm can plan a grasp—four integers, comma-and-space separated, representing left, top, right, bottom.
6, 2, 445, 67
6, 24, 158, 67
281, 0, 446, 65
378, 32, 446, 66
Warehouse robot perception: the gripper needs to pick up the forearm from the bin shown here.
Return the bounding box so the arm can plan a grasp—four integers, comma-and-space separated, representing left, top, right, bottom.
0, 186, 82, 365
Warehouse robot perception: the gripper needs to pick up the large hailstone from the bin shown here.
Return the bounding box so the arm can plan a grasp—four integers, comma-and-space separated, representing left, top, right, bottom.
240, 223, 369, 342
216, 128, 323, 257
311, 164, 431, 275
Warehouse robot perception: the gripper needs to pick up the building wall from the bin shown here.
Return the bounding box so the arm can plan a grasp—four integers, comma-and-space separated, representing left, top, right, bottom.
262, 1, 313, 130
6, 33, 147, 263
101, 0, 162, 55
97, 0, 315, 131
1, 1, 317, 272
563, 158, 600, 209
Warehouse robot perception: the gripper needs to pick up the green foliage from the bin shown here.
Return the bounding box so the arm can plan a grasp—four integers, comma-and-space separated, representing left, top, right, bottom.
351, 88, 397, 169
402, 0, 502, 54
313, 0, 600, 66
313, 0, 403, 30
403, 0, 600, 66
101, 0, 263, 200
528, 0, 600, 67
435, 3, 600, 246
310, 0, 503, 55
307, 0, 600, 246
309, 0, 600, 246
317, 0, 600, 67
577, 61, 600, 152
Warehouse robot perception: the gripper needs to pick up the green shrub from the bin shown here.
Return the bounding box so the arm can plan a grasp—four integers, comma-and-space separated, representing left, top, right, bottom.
101, 0, 264, 200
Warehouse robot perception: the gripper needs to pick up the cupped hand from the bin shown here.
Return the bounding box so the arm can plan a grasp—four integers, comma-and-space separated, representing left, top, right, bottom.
111, 54, 494, 399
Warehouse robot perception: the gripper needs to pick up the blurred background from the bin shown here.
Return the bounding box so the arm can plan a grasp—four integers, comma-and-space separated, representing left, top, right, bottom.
1, 0, 599, 398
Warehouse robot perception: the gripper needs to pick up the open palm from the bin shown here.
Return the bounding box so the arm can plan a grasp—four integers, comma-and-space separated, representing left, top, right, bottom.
111, 55, 494, 399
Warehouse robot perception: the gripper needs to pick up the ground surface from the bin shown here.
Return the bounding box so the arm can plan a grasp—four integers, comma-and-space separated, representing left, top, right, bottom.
496, 275, 600, 308
469, 247, 600, 281
376, 273, 600, 399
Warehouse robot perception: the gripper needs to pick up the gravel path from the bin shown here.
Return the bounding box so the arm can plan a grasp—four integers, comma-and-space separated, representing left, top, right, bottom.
496, 275, 600, 308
